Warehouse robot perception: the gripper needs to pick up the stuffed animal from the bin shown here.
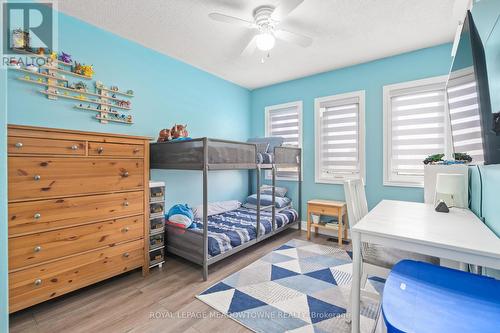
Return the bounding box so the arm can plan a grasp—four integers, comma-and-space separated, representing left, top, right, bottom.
157, 128, 172, 142
171, 124, 188, 139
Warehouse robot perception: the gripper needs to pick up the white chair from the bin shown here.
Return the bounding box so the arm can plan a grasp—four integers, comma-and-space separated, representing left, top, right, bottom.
343, 179, 439, 319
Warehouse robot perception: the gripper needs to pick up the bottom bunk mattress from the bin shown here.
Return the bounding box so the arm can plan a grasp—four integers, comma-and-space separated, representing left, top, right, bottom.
190, 207, 298, 257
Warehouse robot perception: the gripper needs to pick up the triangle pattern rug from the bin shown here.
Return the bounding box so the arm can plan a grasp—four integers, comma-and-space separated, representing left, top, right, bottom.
197, 239, 383, 333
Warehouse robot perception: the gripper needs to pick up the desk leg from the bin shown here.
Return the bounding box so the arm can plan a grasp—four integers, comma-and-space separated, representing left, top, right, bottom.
338, 207, 343, 246
351, 231, 361, 333
307, 208, 311, 240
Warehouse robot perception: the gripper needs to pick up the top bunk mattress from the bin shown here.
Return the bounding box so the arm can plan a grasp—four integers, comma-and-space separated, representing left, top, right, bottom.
150, 138, 301, 170
190, 207, 298, 257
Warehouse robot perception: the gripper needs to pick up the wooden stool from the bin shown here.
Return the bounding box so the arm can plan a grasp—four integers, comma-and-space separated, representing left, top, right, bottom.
307, 200, 348, 245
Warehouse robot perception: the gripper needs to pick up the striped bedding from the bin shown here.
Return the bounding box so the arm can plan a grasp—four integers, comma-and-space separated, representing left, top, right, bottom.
190, 207, 298, 257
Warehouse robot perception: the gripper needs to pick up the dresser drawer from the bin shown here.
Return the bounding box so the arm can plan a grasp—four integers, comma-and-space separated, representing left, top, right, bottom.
88, 142, 144, 158
9, 215, 144, 270
9, 157, 144, 201
8, 136, 86, 156
9, 191, 144, 236
9, 239, 143, 313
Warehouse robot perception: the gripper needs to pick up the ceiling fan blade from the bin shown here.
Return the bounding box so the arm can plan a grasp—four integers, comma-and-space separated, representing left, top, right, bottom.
275, 29, 312, 47
271, 0, 304, 20
208, 12, 255, 29
241, 35, 257, 57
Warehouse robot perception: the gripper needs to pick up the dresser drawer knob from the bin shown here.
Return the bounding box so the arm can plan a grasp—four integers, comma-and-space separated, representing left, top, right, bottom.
133, 148, 140, 153
121, 171, 129, 178
34, 175, 41, 181
121, 227, 130, 233
123, 201, 129, 207
97, 147, 104, 153
34, 246, 42, 253
15, 142, 23, 148
123, 252, 130, 258
71, 145, 79, 150
34, 213, 41, 220
34, 279, 42, 286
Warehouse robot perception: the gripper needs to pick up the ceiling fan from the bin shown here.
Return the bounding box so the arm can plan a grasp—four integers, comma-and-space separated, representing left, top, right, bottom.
208, 0, 313, 57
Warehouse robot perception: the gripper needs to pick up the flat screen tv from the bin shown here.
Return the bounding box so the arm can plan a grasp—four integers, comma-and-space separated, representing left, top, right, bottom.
446, 11, 500, 165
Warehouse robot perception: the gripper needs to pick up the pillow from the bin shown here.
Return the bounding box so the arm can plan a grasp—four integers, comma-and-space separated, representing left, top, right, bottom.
166, 204, 193, 229
192, 200, 241, 219
260, 184, 288, 197
243, 202, 291, 212
246, 194, 291, 208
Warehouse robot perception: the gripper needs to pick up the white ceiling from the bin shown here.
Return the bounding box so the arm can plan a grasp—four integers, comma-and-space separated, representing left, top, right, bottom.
54, 0, 468, 89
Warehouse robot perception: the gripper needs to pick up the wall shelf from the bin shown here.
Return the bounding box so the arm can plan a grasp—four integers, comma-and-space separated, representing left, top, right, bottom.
10, 67, 68, 82
95, 115, 133, 124
38, 90, 132, 110
74, 105, 121, 115
41, 65, 92, 80
97, 86, 134, 97
10, 49, 72, 66
18, 77, 130, 102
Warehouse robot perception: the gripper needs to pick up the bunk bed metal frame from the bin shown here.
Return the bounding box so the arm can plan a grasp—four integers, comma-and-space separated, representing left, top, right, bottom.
150, 137, 302, 280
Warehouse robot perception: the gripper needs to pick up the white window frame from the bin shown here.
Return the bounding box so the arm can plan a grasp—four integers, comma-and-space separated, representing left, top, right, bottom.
264, 101, 303, 181
314, 91, 366, 185
383, 75, 449, 188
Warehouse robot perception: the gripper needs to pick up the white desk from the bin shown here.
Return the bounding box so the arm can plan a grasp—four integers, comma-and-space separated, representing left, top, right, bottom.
350, 200, 500, 333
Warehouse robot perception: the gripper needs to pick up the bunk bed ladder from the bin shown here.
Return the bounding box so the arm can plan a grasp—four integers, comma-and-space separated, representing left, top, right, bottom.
202, 138, 209, 281
272, 164, 276, 231
256, 165, 261, 240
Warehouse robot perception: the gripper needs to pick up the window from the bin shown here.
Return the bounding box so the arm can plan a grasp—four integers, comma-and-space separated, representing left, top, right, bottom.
314, 91, 365, 184
447, 67, 484, 163
383, 76, 448, 187
265, 101, 303, 180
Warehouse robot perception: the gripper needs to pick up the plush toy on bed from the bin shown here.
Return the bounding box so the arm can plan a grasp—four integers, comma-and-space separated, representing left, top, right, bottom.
157, 128, 172, 143
171, 124, 189, 140
166, 204, 194, 229
156, 124, 191, 143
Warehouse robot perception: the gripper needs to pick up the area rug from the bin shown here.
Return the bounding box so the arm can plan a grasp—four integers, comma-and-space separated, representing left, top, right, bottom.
197, 239, 384, 333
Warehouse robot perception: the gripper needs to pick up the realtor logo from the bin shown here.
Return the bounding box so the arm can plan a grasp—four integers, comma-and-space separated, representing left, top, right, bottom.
2, 1, 55, 55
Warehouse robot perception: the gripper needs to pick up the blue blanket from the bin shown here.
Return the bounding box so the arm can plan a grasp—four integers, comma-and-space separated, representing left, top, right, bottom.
190, 207, 298, 257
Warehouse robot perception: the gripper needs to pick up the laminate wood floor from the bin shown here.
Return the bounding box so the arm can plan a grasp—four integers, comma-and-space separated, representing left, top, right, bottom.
10, 229, 349, 333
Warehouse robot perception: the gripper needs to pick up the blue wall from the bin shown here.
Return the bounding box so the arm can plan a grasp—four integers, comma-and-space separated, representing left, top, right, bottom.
6, 12, 252, 208
250, 44, 453, 218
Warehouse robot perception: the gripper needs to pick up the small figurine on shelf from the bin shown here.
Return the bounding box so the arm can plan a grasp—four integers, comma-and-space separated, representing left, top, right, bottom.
37, 48, 45, 55
59, 52, 72, 64
112, 94, 116, 98
126, 89, 134, 96
37, 78, 43, 83
50, 52, 57, 61
9, 59, 20, 69
95, 81, 104, 88
11, 28, 29, 50
64, 92, 69, 96
110, 85, 119, 92
26, 64, 38, 73
24, 75, 31, 80
74, 81, 87, 92
81, 65, 94, 78
116, 100, 131, 108
127, 115, 132, 123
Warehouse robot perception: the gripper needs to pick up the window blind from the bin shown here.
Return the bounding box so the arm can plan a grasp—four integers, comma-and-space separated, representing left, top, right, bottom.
389, 85, 446, 177
318, 96, 361, 180
266, 104, 301, 179
447, 72, 484, 163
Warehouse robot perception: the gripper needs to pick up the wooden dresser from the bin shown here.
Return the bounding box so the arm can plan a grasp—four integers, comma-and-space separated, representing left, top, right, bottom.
7, 125, 151, 313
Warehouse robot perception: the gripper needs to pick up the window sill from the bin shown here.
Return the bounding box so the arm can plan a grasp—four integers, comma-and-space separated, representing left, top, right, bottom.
383, 180, 424, 188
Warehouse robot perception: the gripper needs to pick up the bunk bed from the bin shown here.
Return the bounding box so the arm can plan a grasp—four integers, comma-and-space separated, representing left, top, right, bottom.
150, 138, 302, 280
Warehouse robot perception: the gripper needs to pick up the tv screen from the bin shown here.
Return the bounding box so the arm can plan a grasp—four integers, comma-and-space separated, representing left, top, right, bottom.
446, 11, 500, 165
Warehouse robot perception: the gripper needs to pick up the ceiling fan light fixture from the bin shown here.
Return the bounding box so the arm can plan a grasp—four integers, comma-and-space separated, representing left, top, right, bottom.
255, 32, 276, 51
